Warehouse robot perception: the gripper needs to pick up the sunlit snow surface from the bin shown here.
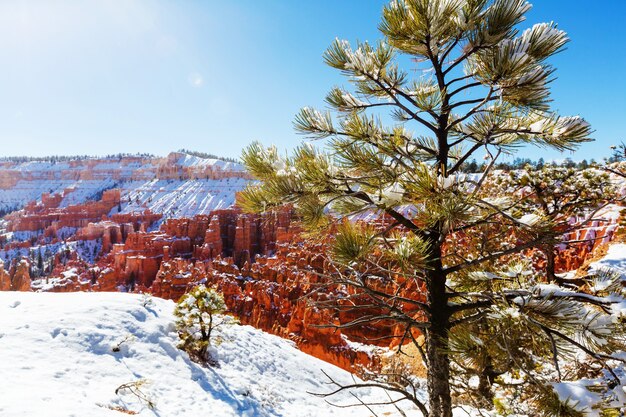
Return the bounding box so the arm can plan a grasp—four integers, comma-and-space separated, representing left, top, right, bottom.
0, 292, 433, 417
118, 178, 249, 218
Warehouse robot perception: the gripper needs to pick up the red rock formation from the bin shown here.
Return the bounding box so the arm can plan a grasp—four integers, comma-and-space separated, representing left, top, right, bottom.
93, 268, 119, 292
197, 215, 222, 259
110, 211, 162, 235
144, 250, 380, 372
554, 222, 618, 272
6, 189, 121, 232
11, 260, 31, 291
0, 261, 10, 291
100, 207, 298, 290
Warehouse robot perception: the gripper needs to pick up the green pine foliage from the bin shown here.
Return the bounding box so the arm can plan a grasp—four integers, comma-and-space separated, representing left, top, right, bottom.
174, 285, 227, 365
488, 165, 616, 281
239, 1, 624, 416
495, 165, 614, 218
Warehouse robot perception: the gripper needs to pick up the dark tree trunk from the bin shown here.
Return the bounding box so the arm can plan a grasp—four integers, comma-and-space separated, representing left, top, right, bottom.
544, 245, 557, 283
425, 245, 453, 417
476, 362, 497, 408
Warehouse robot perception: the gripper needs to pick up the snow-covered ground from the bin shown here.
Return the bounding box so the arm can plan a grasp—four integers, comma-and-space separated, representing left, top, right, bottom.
589, 243, 626, 275
0, 292, 426, 417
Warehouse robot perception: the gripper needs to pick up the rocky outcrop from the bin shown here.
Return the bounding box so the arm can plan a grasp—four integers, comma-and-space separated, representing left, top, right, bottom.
554, 221, 618, 272
0, 259, 32, 292
11, 260, 31, 291
6, 189, 122, 232
0, 261, 11, 291
198, 215, 223, 259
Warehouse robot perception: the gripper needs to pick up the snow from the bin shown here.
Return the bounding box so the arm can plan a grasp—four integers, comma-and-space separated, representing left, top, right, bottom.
118, 178, 248, 219
0, 153, 250, 217
0, 179, 76, 212
31, 277, 78, 292
588, 243, 626, 276
552, 372, 626, 417
380, 182, 405, 204
587, 243, 626, 319
518, 213, 540, 226
552, 382, 603, 415
545, 243, 626, 416
174, 154, 244, 172
60, 180, 118, 207
0, 292, 427, 417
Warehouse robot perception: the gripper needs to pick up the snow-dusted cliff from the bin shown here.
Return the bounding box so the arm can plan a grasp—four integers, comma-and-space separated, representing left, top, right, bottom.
0, 152, 250, 218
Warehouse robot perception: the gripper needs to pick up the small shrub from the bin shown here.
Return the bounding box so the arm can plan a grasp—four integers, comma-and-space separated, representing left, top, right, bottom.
140, 292, 154, 309
174, 285, 227, 365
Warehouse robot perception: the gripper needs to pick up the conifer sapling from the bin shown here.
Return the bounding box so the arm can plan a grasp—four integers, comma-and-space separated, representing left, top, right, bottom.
174, 285, 227, 365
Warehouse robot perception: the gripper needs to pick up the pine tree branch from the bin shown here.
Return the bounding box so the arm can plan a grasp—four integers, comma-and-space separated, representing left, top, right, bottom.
347, 101, 406, 111
443, 235, 543, 274
308, 268, 430, 313
447, 82, 484, 99
439, 35, 462, 67
448, 133, 475, 148
527, 317, 624, 383
309, 369, 429, 417
448, 136, 498, 175
358, 70, 438, 134
469, 147, 502, 198
347, 190, 427, 240
449, 289, 617, 315
449, 95, 498, 111
447, 87, 496, 130
544, 328, 562, 381
443, 44, 484, 76
445, 73, 477, 88
425, 34, 445, 93
449, 309, 488, 327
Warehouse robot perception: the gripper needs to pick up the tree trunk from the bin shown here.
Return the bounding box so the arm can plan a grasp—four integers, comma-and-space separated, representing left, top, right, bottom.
544, 245, 556, 283
425, 247, 453, 417
476, 362, 496, 408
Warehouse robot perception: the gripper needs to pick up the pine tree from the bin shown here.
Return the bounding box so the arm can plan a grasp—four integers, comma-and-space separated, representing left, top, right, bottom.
240, 1, 625, 415
492, 165, 614, 283
174, 285, 227, 365
536, 157, 545, 168
37, 248, 44, 275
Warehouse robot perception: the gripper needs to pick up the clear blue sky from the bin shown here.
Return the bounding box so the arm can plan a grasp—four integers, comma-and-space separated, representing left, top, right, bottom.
0, 0, 623, 162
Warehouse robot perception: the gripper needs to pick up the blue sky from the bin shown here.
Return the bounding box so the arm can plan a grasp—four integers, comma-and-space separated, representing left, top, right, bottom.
0, 0, 623, 162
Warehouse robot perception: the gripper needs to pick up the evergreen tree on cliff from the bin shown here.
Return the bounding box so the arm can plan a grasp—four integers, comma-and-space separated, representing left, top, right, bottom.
240, 1, 625, 415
